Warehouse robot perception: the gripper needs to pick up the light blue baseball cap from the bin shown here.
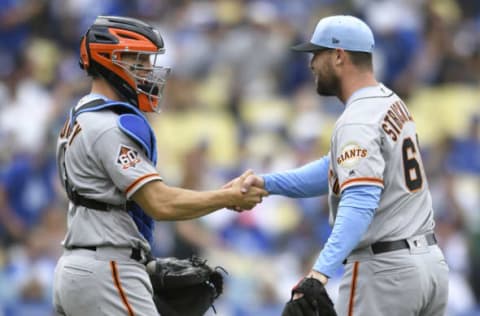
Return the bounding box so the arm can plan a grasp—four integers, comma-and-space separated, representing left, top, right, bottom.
292, 15, 375, 53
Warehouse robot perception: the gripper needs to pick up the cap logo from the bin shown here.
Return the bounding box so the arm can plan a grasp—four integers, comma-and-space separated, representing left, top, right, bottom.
332, 37, 340, 44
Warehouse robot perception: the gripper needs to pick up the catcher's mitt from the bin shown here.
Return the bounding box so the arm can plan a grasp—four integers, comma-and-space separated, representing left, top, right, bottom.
282, 277, 336, 316
147, 256, 226, 316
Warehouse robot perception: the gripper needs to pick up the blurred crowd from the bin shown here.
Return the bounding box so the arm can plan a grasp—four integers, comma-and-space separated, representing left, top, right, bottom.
0, 0, 479, 315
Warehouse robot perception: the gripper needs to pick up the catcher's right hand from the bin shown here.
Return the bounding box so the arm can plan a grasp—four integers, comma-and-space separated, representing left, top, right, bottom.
282, 277, 337, 316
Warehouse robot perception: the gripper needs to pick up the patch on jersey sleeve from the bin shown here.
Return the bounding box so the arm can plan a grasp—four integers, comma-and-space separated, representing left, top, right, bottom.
336, 143, 368, 168
116, 145, 141, 169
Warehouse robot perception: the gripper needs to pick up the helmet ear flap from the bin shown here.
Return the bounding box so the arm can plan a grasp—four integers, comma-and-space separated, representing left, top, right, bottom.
79, 35, 90, 70
79, 32, 98, 76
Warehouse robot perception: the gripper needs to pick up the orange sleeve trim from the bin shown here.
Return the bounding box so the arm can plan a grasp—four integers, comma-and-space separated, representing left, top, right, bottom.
110, 261, 135, 316
68, 125, 82, 146
348, 261, 360, 316
125, 173, 160, 194
340, 177, 384, 190
59, 117, 70, 138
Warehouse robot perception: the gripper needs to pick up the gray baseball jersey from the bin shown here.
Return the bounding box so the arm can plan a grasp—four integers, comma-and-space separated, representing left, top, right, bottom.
328, 84, 434, 247
56, 94, 162, 252
53, 94, 161, 316
327, 84, 448, 315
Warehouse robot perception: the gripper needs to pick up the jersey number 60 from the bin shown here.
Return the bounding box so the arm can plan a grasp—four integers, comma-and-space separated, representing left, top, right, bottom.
402, 136, 424, 192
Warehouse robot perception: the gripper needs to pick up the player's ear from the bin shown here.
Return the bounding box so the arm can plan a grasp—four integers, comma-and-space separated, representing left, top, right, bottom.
334, 48, 345, 66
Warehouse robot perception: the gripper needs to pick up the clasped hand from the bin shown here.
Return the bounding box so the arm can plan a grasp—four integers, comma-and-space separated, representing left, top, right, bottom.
223, 170, 268, 211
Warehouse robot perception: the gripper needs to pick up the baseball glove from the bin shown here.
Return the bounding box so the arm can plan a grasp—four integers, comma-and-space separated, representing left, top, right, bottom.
282, 277, 336, 316
147, 256, 225, 316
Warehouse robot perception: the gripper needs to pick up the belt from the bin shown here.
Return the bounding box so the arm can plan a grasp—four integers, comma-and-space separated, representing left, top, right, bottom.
67, 246, 147, 263
371, 233, 437, 254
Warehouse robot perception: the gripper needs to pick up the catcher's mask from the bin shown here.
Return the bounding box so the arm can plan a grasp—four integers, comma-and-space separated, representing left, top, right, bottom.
79, 16, 171, 113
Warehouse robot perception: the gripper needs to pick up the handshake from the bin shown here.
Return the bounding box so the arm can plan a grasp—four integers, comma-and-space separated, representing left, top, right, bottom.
222, 170, 268, 211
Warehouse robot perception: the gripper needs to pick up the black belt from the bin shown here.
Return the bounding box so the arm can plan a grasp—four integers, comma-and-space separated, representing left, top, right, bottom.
342, 233, 438, 265
67, 246, 146, 262
371, 233, 437, 254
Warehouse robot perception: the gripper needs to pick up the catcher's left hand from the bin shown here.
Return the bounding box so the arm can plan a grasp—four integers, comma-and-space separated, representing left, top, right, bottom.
147, 256, 225, 316
282, 277, 336, 316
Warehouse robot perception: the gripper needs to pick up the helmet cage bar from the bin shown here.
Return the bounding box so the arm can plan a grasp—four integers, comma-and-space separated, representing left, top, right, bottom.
112, 49, 171, 113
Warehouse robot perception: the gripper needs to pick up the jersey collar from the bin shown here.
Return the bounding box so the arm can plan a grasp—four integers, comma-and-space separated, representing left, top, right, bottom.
76, 93, 111, 111
345, 84, 391, 108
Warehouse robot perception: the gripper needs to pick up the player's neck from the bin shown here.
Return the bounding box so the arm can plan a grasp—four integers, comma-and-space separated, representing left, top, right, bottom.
339, 71, 378, 104
90, 78, 123, 101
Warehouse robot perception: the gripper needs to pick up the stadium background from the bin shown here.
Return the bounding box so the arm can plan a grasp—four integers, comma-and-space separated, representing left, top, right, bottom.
0, 0, 479, 315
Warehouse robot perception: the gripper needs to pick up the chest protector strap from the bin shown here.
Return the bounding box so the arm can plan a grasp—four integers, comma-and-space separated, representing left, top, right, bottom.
63, 98, 157, 244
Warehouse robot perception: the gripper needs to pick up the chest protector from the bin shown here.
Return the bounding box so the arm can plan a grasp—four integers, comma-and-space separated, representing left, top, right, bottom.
64, 98, 156, 245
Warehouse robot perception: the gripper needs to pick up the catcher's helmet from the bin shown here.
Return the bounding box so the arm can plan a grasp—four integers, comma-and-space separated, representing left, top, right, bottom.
79, 16, 170, 113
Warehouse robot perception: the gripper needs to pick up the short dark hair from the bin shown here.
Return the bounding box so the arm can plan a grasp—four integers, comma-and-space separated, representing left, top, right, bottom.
346, 51, 373, 70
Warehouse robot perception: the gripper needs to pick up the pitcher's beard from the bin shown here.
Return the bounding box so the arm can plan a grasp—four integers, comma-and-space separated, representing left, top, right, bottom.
315, 74, 340, 97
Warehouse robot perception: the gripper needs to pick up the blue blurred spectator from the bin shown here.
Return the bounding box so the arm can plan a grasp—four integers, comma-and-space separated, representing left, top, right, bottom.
0, 150, 57, 244
220, 213, 274, 255
2, 224, 58, 316
45, 0, 134, 50
3, 279, 52, 316
446, 115, 480, 174
0, 1, 45, 78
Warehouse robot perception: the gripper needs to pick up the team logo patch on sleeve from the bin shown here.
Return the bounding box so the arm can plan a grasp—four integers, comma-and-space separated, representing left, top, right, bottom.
336, 143, 367, 168
116, 145, 141, 169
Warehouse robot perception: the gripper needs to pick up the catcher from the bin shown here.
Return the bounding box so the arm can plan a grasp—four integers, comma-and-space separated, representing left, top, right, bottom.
52, 16, 267, 316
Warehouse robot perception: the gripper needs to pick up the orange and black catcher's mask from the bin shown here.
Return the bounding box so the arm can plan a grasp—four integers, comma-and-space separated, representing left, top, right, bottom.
79, 16, 170, 113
